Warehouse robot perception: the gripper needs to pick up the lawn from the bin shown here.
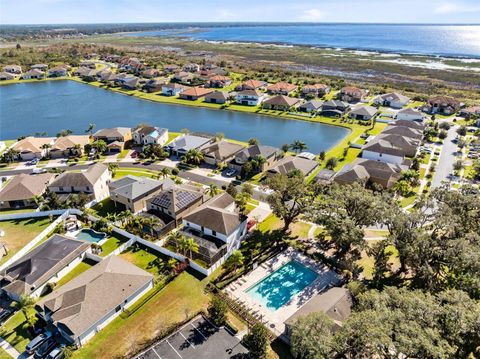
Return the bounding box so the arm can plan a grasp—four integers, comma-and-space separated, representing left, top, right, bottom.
100, 232, 129, 257
0, 308, 36, 353
257, 214, 312, 238
357, 242, 400, 280
0, 217, 53, 265
119, 244, 170, 277
90, 198, 123, 218
114, 168, 159, 179
71, 271, 211, 359
0, 348, 11, 359
53, 259, 97, 289
167, 131, 181, 144
116, 149, 130, 161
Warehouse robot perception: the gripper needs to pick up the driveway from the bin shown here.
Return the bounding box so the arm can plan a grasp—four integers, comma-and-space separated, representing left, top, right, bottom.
431, 125, 458, 188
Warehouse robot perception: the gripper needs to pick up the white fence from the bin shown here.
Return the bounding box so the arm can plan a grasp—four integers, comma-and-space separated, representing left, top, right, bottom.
0, 210, 69, 271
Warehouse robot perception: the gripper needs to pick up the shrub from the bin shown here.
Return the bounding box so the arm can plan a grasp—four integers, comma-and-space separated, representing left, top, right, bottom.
207, 296, 228, 327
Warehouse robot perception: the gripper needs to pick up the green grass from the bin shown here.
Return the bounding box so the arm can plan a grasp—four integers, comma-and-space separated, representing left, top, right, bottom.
167, 132, 181, 144
257, 214, 312, 238
0, 347, 11, 359
116, 149, 130, 161
0, 309, 36, 353
0, 208, 37, 215
114, 168, 158, 179
54, 258, 97, 288
119, 244, 170, 277
357, 243, 400, 280
100, 232, 129, 257
0, 217, 53, 265
90, 198, 123, 218
71, 271, 212, 359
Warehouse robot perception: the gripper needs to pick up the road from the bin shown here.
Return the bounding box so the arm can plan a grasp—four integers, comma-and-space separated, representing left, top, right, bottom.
431, 125, 458, 188
0, 161, 269, 201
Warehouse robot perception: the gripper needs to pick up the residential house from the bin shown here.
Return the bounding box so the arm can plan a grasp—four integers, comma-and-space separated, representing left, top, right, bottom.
207, 75, 232, 88
0, 234, 90, 300
48, 163, 111, 202
148, 184, 204, 223
263, 95, 300, 111
181, 193, 248, 267
362, 134, 420, 164
49, 135, 90, 158
12, 136, 55, 160
143, 68, 160, 78
422, 96, 461, 115
109, 175, 173, 213
338, 86, 368, 103
96, 69, 113, 82
314, 169, 336, 184
301, 84, 330, 97
391, 119, 426, 131
179, 87, 214, 101
298, 100, 323, 113
48, 66, 68, 77
143, 78, 165, 93
118, 57, 143, 72
3, 65, 22, 74
31, 64, 48, 71
349, 105, 378, 120
166, 134, 214, 156
74, 67, 97, 82
163, 64, 179, 73
373, 92, 410, 108
334, 158, 403, 189
21, 69, 44, 79
120, 76, 140, 90
236, 89, 266, 106
284, 287, 352, 339
268, 156, 319, 177
381, 125, 423, 140
162, 83, 187, 96
201, 140, 245, 166
183, 63, 200, 72
229, 144, 281, 172
79, 61, 96, 69
92, 127, 132, 147
459, 106, 480, 119
395, 108, 424, 122
235, 80, 267, 91
173, 71, 194, 84
0, 72, 15, 81
205, 91, 229, 104
320, 100, 350, 117
132, 126, 169, 146
35, 256, 154, 347
266, 82, 297, 95
0, 173, 55, 209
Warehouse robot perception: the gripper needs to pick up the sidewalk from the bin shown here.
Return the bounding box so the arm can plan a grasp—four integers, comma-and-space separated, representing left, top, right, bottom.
0, 336, 20, 359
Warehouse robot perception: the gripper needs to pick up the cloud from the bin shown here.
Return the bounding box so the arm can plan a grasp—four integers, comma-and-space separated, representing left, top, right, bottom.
298, 8, 325, 21
434, 1, 480, 14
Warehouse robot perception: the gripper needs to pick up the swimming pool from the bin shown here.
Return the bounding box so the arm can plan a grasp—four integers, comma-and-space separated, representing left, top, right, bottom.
246, 261, 318, 311
75, 228, 107, 243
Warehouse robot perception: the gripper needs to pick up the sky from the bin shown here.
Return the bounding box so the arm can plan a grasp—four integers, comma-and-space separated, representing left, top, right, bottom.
1, 0, 480, 25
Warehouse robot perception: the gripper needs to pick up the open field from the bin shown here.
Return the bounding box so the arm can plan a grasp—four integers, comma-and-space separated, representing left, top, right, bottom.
0, 217, 53, 265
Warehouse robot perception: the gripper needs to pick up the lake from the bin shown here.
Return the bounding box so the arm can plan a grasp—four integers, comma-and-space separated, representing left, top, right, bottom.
0, 81, 349, 153
129, 24, 480, 58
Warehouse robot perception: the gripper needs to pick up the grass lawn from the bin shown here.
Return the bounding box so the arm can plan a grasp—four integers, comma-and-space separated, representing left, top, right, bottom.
0, 208, 37, 215
119, 244, 170, 277
357, 242, 400, 280
71, 271, 211, 359
0, 347, 11, 359
0, 217, 53, 265
0, 308, 36, 353
114, 168, 158, 179
167, 131, 181, 144
100, 232, 129, 257
257, 214, 312, 238
90, 198, 123, 218
54, 258, 97, 288
116, 149, 130, 161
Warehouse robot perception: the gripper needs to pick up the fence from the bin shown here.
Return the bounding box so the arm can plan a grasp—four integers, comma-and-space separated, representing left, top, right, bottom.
0, 210, 70, 271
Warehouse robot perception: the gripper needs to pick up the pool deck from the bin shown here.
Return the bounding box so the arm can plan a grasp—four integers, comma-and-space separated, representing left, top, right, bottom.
224, 248, 340, 336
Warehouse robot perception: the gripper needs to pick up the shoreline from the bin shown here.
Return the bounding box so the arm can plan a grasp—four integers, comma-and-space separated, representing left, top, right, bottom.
0, 78, 370, 165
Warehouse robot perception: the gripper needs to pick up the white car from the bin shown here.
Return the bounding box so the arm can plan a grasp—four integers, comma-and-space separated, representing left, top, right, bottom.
32, 168, 47, 174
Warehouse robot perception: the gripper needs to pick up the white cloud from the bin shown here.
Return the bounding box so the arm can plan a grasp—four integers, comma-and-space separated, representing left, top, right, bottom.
298, 8, 325, 21
434, 1, 480, 14
216, 9, 236, 20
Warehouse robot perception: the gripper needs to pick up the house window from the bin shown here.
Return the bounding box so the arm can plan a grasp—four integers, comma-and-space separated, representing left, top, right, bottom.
86, 186, 90, 191
212, 230, 216, 236
59, 187, 64, 191
201, 226, 204, 232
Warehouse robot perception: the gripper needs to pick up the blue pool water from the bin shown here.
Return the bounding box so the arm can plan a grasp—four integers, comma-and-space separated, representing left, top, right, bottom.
246, 261, 318, 311
75, 228, 106, 243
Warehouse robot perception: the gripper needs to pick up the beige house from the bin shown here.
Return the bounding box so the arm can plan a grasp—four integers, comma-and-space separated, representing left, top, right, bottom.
92, 127, 132, 144
48, 163, 111, 202
0, 173, 55, 209
12, 137, 55, 161
201, 140, 245, 166
109, 176, 173, 213
50, 135, 90, 158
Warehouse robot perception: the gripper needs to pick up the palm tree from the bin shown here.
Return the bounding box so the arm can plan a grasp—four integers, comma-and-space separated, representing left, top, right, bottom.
118, 210, 134, 227
142, 216, 160, 237
106, 212, 120, 224
85, 123, 96, 136
32, 195, 44, 207
159, 167, 171, 179
177, 236, 190, 256
253, 155, 267, 171
235, 192, 251, 213
206, 183, 219, 197
290, 140, 308, 154
41, 143, 51, 159
185, 237, 199, 259
182, 149, 204, 166
226, 250, 244, 273
16, 295, 37, 333
72, 143, 82, 157
1, 148, 19, 163
108, 163, 119, 177
167, 258, 178, 271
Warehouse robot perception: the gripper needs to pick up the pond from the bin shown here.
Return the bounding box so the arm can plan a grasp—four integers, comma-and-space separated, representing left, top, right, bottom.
0, 80, 349, 153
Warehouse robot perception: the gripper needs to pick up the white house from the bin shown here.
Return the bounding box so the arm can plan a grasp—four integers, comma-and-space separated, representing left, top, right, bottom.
0, 235, 91, 301
132, 126, 169, 146
395, 108, 424, 122
35, 256, 154, 347
162, 83, 187, 96
236, 89, 266, 106
373, 92, 410, 109
21, 69, 45, 80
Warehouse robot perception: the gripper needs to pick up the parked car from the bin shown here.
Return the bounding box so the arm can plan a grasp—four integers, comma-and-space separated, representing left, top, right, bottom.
28, 158, 39, 165
224, 168, 236, 177
34, 338, 57, 359
32, 168, 47, 174
46, 347, 65, 359
26, 331, 53, 355
0, 307, 12, 323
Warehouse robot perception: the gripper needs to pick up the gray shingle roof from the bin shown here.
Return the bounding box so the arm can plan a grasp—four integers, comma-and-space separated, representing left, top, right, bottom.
49, 163, 108, 189
109, 176, 172, 201
268, 156, 319, 176
0, 173, 54, 202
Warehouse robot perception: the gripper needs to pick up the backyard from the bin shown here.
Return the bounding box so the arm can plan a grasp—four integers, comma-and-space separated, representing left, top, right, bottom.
99, 232, 129, 257
0, 308, 36, 353
54, 258, 97, 288
0, 216, 53, 265
119, 244, 171, 277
